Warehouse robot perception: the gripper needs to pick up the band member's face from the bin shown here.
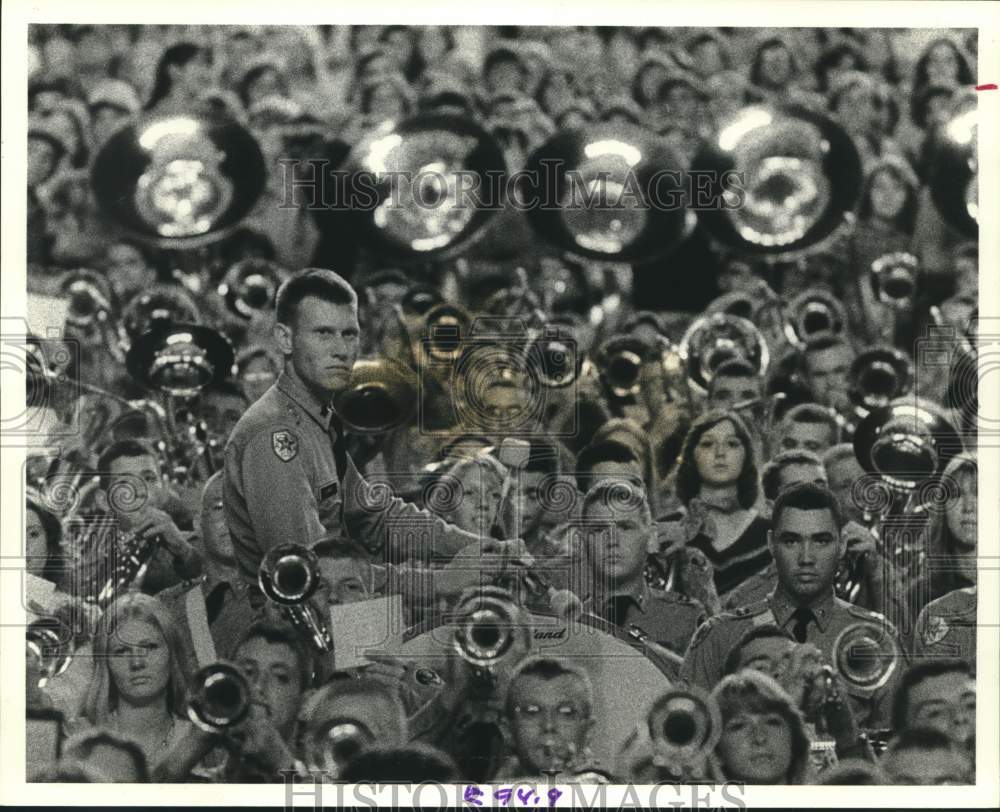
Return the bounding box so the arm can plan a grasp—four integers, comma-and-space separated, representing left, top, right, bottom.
883, 747, 973, 785
105, 242, 155, 299
718, 709, 793, 783
737, 636, 795, 680
778, 420, 835, 454
759, 44, 793, 87
201, 476, 235, 569
825, 454, 866, 523
239, 354, 278, 404
906, 671, 976, 750
870, 170, 908, 221
693, 420, 746, 488
512, 470, 546, 537
769, 507, 844, 602
708, 375, 763, 410
945, 469, 977, 551
106, 454, 166, 520
806, 345, 853, 410
777, 462, 828, 493
487, 60, 526, 96
441, 467, 503, 536
25, 507, 49, 578
236, 637, 303, 739
927, 42, 960, 86
316, 557, 372, 607
509, 675, 593, 774
200, 390, 246, 442
108, 618, 171, 705
584, 502, 650, 585
281, 296, 360, 398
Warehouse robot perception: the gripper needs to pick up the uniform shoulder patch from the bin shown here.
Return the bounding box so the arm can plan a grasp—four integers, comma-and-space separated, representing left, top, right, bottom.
271, 429, 299, 462
921, 614, 950, 647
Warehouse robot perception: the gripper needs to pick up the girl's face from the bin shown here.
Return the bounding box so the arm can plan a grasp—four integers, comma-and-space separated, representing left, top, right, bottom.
693, 420, 746, 488
718, 709, 794, 784
417, 27, 450, 63
927, 42, 960, 86
25, 508, 49, 578
247, 68, 285, 107
946, 469, 977, 550
759, 44, 793, 87
439, 466, 503, 535
107, 618, 172, 706
869, 169, 908, 221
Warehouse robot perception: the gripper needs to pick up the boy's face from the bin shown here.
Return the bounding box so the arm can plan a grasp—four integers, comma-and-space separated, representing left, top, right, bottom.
509, 674, 593, 774
583, 501, 650, 586
104, 453, 166, 521
236, 636, 303, 739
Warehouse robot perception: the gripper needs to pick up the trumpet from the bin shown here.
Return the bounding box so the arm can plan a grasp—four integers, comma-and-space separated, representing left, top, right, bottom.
785, 288, 847, 348
646, 688, 722, 779
187, 662, 251, 733
831, 621, 902, 698
217, 258, 288, 321
258, 544, 333, 654
870, 252, 920, 312
26, 619, 74, 688
60, 270, 128, 365
305, 718, 375, 776
452, 587, 529, 671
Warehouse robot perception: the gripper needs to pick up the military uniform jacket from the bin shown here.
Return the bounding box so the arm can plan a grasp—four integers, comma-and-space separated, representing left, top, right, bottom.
912, 586, 977, 664
680, 588, 904, 728
224, 368, 484, 584
584, 582, 707, 656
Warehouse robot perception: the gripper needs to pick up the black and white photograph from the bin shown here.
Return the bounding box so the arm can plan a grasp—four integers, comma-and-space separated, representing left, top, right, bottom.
2, 1, 998, 807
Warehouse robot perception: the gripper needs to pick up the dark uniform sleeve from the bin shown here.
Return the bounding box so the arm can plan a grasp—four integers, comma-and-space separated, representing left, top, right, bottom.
679, 616, 726, 691
240, 425, 327, 564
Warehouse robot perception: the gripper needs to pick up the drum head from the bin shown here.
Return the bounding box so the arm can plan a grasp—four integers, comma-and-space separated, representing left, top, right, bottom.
373, 612, 673, 768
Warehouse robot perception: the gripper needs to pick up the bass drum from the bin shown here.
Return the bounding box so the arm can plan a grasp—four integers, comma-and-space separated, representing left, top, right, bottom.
379, 611, 674, 772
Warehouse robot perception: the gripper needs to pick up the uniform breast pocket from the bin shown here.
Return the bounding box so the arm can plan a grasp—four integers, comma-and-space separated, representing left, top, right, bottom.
317, 479, 343, 532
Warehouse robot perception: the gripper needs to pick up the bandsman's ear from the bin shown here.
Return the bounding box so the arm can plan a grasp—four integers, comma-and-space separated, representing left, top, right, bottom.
274, 320, 293, 355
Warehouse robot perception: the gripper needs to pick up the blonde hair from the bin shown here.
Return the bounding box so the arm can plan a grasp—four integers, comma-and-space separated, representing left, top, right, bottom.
82, 593, 192, 725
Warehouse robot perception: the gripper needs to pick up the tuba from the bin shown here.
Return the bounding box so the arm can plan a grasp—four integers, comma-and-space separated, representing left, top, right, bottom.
187, 662, 251, 732
691, 104, 863, 258
304, 718, 376, 776
679, 312, 770, 394
332, 357, 418, 434
523, 122, 692, 263
346, 114, 507, 264
870, 252, 920, 312
258, 544, 333, 653
928, 96, 978, 239
785, 287, 847, 347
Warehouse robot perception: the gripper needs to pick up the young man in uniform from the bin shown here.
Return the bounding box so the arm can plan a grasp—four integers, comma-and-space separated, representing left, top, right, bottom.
578, 479, 705, 659
681, 482, 905, 729
223, 269, 526, 593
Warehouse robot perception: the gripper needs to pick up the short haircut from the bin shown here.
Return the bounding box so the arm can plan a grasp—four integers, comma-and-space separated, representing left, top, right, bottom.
524, 438, 561, 476
711, 358, 759, 383
95, 438, 160, 491
722, 623, 794, 677
200, 378, 250, 404
506, 655, 595, 718
300, 675, 407, 740
804, 333, 850, 357
235, 619, 316, 691
275, 268, 357, 326
782, 403, 840, 437
884, 726, 957, 757
762, 450, 826, 501
62, 729, 150, 783
580, 478, 652, 524
312, 534, 371, 564
771, 481, 843, 532
822, 442, 857, 469
891, 658, 974, 732
340, 744, 460, 783
576, 439, 641, 492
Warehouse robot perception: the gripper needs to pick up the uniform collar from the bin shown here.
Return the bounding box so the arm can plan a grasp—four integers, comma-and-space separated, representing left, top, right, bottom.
594, 579, 650, 615
768, 587, 835, 633
276, 367, 335, 431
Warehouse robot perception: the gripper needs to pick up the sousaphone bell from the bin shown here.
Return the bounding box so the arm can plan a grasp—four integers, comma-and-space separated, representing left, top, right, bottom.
679, 312, 770, 394
692, 104, 863, 258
